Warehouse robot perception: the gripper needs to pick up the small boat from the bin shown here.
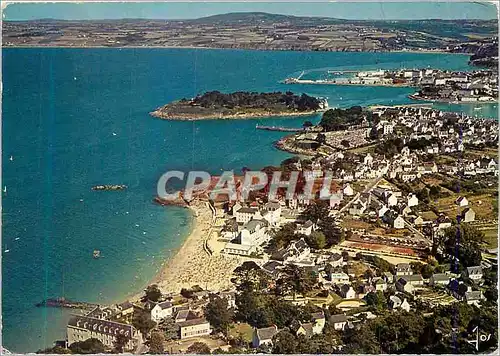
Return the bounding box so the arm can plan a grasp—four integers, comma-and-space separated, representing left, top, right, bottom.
9, 156, 13, 161
4, 248, 9, 253
93, 250, 101, 259
3, 186, 6, 194
112, 132, 117, 136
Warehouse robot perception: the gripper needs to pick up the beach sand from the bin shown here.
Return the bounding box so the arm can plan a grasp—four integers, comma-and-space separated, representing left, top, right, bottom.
130, 200, 242, 302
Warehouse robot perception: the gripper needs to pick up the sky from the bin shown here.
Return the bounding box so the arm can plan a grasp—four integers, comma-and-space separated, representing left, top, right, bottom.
2, 1, 498, 21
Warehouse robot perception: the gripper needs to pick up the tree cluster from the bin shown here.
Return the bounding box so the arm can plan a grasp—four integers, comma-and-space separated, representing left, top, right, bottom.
319, 106, 368, 132
190, 91, 321, 111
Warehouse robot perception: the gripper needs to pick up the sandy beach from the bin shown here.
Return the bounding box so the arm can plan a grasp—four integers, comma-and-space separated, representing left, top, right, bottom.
129, 200, 242, 302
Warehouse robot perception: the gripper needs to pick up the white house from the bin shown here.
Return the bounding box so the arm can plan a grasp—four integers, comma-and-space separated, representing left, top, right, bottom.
311, 311, 326, 334
329, 272, 350, 284
461, 208, 475, 223
339, 284, 356, 299
395, 263, 413, 276
407, 193, 419, 207
455, 196, 469, 207
262, 201, 282, 226
178, 318, 212, 339
343, 183, 354, 196
240, 219, 269, 246
463, 266, 483, 282
387, 194, 398, 207
252, 326, 278, 348
429, 273, 450, 286
235, 207, 258, 224
296, 220, 314, 236
329, 314, 348, 331
150, 301, 173, 322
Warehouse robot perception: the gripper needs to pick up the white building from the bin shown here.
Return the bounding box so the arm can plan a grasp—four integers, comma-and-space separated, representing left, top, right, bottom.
150, 301, 173, 322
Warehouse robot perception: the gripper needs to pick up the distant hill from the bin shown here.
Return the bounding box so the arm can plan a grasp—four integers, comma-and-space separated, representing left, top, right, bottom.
469, 40, 498, 68
188, 12, 341, 26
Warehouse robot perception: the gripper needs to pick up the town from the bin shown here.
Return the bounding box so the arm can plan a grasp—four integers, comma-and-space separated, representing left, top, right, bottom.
284, 68, 498, 104
40, 104, 498, 354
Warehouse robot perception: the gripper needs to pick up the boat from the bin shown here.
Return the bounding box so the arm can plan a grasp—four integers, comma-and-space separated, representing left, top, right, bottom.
93, 250, 101, 259
9, 156, 13, 161
3, 186, 6, 194
4, 249, 9, 253
91, 184, 127, 191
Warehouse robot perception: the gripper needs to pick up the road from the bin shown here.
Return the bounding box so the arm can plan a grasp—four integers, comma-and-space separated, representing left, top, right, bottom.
338, 176, 383, 214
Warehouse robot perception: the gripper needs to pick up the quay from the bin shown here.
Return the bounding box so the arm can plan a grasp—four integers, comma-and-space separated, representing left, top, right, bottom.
256, 125, 305, 132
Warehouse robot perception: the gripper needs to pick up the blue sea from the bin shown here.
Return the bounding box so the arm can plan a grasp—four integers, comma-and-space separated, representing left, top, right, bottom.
2, 48, 497, 352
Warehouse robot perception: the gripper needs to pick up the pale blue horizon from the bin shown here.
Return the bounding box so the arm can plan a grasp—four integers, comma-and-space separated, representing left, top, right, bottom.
3, 1, 498, 21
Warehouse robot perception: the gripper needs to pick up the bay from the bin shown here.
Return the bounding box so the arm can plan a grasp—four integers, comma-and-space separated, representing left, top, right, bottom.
2, 48, 496, 352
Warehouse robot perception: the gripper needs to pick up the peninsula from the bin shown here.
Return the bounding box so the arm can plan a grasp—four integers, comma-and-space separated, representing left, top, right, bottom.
150, 91, 327, 120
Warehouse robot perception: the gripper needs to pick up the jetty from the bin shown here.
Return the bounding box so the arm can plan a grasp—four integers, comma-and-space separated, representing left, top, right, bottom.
35, 297, 98, 310
256, 125, 305, 132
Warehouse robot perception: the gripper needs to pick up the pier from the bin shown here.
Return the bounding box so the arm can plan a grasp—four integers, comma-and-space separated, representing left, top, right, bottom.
35, 297, 99, 310
256, 125, 305, 132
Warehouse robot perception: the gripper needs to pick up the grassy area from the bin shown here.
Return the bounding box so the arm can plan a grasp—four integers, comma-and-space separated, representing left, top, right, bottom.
345, 143, 377, 154
434, 193, 496, 220
481, 226, 498, 249
342, 218, 372, 230
229, 322, 253, 343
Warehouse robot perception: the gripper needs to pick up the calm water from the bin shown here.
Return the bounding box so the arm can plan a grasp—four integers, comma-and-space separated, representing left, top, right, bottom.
2, 48, 496, 352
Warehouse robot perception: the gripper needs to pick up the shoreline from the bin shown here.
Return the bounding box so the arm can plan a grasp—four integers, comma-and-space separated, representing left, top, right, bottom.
408, 94, 498, 105
124, 200, 242, 304
3, 45, 471, 57
150, 109, 321, 121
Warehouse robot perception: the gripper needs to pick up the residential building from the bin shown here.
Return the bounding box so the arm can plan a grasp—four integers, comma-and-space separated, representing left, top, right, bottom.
311, 311, 326, 334
455, 196, 469, 207
235, 207, 258, 224
396, 278, 415, 294
395, 263, 413, 276
178, 318, 212, 339
150, 301, 173, 322
463, 266, 483, 281
329, 314, 348, 331
116, 301, 134, 317
429, 273, 450, 286
67, 315, 138, 351
339, 284, 356, 299
461, 208, 476, 223
252, 326, 278, 348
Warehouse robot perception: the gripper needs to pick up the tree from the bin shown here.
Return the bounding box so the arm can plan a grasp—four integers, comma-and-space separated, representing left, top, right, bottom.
204, 295, 234, 335
68, 338, 106, 354
364, 291, 387, 312
186, 342, 211, 354
149, 331, 165, 354
113, 334, 128, 353
132, 309, 157, 335
305, 231, 326, 249
272, 331, 298, 354
36, 346, 71, 354
143, 284, 162, 302
159, 318, 180, 340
